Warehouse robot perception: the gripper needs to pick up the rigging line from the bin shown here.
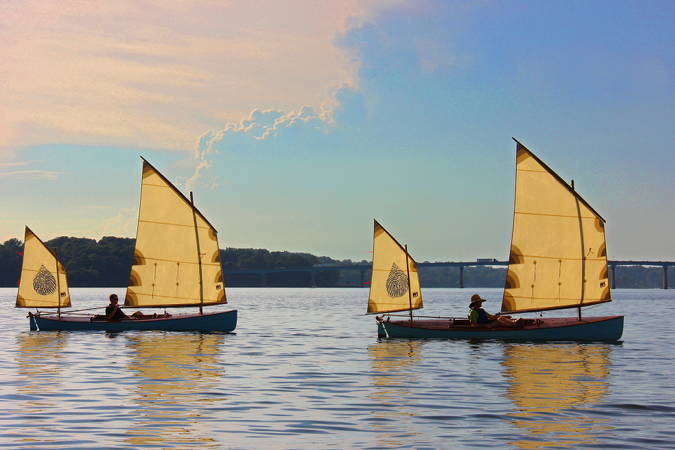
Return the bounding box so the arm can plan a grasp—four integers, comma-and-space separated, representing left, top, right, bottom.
48, 306, 102, 313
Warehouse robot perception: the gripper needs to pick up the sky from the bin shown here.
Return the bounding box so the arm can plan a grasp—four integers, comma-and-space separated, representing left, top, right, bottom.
1, 0, 673, 261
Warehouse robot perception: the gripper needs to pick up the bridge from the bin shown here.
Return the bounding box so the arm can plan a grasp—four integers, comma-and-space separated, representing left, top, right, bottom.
222, 260, 674, 289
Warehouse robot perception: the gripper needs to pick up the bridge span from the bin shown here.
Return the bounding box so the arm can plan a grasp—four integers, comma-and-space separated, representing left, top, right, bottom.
222, 260, 674, 289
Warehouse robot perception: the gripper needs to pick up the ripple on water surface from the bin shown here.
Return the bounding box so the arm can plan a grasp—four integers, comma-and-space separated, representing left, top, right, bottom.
0, 287, 674, 448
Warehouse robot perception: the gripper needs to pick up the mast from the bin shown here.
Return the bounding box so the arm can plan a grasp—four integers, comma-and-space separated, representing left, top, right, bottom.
55, 250, 61, 318
190, 192, 204, 315
405, 244, 413, 323
572, 179, 584, 321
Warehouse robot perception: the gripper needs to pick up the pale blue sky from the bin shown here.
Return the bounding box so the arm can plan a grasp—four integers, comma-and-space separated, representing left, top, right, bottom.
2, 1, 673, 261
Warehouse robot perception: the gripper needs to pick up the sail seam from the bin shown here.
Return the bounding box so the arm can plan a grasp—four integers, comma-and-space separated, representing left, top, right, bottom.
506, 295, 608, 301
138, 219, 213, 230
514, 254, 605, 261
515, 211, 597, 220
132, 256, 220, 266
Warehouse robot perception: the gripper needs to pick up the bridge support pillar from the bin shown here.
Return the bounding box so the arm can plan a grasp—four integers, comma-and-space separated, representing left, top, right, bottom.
610, 264, 616, 289
310, 270, 317, 288
459, 265, 464, 289
663, 265, 669, 289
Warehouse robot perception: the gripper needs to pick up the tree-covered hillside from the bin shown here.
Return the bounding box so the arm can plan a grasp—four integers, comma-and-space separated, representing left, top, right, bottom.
0, 237, 671, 288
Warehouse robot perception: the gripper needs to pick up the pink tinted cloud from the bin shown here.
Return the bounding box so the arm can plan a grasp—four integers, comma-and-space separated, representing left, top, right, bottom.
1, 0, 404, 152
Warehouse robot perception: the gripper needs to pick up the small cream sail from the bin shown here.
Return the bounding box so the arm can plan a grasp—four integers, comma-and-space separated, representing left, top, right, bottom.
502, 141, 611, 313
367, 220, 423, 314
125, 159, 226, 307
16, 227, 71, 309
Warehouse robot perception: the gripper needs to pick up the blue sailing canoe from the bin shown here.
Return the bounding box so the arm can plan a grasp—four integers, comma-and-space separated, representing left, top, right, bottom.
28, 309, 237, 332
377, 316, 623, 341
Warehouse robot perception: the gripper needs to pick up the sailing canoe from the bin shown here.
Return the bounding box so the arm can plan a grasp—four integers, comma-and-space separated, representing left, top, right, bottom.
376, 316, 623, 341
20, 158, 237, 332
369, 139, 623, 341
28, 310, 237, 332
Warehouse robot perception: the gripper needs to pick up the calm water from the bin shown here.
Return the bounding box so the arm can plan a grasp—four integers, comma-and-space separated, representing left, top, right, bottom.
0, 287, 674, 449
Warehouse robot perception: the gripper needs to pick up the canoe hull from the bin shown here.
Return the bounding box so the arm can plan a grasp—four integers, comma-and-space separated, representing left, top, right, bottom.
377, 316, 623, 341
29, 309, 237, 332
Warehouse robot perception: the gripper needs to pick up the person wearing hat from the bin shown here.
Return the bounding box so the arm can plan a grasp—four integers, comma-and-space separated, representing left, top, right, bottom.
468, 294, 524, 328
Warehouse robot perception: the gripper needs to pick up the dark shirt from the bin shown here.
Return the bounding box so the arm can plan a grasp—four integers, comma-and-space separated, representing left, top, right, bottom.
105, 304, 127, 321
477, 308, 491, 324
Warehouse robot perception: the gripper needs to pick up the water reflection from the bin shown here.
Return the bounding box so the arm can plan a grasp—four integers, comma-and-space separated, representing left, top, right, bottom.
16, 331, 67, 398
368, 340, 423, 447
124, 333, 226, 448
14, 332, 68, 445
502, 343, 613, 448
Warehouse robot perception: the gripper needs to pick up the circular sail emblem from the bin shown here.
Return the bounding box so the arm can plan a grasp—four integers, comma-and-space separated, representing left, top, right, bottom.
386, 262, 409, 298
33, 265, 57, 296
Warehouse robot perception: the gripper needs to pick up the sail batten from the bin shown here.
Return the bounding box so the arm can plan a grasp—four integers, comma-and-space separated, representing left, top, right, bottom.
125, 160, 226, 308
502, 141, 611, 314
367, 220, 423, 314
16, 227, 71, 309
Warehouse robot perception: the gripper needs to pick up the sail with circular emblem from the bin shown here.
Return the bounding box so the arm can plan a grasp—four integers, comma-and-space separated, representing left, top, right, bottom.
501, 140, 611, 314
125, 159, 226, 307
367, 220, 423, 314
16, 227, 71, 308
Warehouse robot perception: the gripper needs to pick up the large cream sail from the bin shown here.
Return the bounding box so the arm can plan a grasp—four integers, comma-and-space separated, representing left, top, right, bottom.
125, 159, 226, 307
367, 220, 423, 314
16, 227, 71, 308
502, 141, 611, 313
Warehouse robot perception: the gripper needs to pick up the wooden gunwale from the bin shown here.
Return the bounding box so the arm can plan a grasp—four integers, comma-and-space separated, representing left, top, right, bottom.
32, 309, 235, 323
383, 316, 623, 331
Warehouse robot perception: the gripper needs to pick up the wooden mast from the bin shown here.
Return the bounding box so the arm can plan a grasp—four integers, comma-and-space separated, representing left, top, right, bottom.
572, 179, 584, 321
190, 192, 204, 315
405, 244, 413, 323
55, 250, 61, 318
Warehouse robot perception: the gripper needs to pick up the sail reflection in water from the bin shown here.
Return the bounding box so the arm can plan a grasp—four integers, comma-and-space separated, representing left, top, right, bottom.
502, 344, 613, 448
13, 333, 68, 445
368, 340, 423, 447
125, 333, 226, 448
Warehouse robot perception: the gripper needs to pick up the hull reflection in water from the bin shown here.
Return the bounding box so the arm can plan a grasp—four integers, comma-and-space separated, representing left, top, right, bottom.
368, 340, 423, 447
124, 332, 226, 448
502, 343, 613, 448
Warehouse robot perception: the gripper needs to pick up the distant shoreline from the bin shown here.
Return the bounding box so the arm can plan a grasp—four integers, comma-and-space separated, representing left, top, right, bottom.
1, 236, 671, 289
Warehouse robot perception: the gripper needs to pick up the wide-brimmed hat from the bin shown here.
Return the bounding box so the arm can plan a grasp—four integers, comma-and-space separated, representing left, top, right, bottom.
469, 294, 486, 307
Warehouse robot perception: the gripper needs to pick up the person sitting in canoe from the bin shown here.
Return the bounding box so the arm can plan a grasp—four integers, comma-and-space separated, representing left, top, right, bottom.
106, 294, 154, 321
468, 294, 524, 328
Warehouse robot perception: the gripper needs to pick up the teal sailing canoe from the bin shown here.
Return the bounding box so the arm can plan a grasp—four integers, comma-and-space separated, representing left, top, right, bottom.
18, 158, 237, 333
376, 316, 623, 341
28, 310, 237, 332
367, 140, 624, 342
